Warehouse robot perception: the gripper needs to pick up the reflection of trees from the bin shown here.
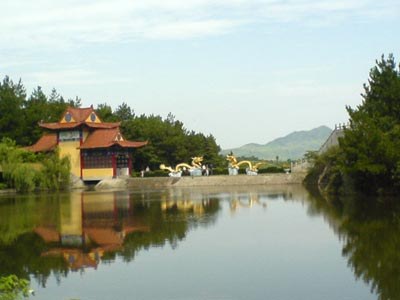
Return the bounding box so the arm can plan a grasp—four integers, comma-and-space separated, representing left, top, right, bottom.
0, 193, 68, 286
0, 194, 61, 246
306, 190, 400, 300
342, 216, 400, 300
0, 232, 68, 287
0, 189, 221, 287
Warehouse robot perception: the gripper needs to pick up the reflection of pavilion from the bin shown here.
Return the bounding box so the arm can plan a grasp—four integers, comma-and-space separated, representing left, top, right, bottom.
34, 192, 149, 270
33, 190, 217, 271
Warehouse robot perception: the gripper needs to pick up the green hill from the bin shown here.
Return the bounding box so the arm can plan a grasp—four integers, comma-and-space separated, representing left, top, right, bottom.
221, 126, 332, 160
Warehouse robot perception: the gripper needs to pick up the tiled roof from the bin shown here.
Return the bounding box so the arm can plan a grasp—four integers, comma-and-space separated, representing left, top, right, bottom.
38, 106, 119, 130
67, 107, 95, 123
117, 140, 149, 148
40, 122, 81, 130
26, 133, 58, 152
80, 128, 148, 149
86, 122, 121, 129
39, 121, 120, 130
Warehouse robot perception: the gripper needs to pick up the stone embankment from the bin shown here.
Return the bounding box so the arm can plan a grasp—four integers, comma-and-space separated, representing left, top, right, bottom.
95, 173, 307, 190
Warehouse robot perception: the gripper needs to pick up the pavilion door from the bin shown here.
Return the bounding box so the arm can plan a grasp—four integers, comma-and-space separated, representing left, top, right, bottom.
116, 154, 130, 177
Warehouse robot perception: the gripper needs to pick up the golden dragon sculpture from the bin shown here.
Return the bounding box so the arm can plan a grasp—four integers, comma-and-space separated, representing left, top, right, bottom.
160, 156, 203, 175
226, 155, 264, 173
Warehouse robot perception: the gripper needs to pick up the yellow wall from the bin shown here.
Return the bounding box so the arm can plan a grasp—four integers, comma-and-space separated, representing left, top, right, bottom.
59, 140, 81, 177
82, 168, 113, 180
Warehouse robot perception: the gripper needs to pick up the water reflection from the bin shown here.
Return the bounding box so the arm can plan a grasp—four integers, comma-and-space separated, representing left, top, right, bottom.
0, 189, 221, 286
1, 185, 398, 300
306, 190, 400, 300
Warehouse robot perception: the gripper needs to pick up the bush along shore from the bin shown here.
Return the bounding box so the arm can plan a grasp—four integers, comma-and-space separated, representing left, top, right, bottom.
304, 54, 400, 198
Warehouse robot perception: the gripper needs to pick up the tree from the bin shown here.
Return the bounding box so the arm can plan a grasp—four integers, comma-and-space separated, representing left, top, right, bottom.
339, 54, 400, 193
120, 113, 224, 171
67, 96, 82, 108
0, 77, 26, 145
96, 103, 119, 122
48, 88, 69, 122
115, 102, 134, 121
23, 86, 49, 145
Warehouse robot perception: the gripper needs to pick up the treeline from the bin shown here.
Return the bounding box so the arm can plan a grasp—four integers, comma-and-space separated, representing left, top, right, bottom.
0, 77, 81, 146
304, 54, 400, 196
95, 104, 225, 171
0, 76, 225, 171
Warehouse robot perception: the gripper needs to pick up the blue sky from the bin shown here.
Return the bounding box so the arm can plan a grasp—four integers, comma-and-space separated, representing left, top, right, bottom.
1, 0, 399, 149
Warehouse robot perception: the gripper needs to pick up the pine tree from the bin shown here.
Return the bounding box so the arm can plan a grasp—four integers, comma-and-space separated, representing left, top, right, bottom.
339, 54, 400, 193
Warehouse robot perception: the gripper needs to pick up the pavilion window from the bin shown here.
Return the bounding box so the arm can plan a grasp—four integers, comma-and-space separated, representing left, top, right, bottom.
83, 152, 113, 169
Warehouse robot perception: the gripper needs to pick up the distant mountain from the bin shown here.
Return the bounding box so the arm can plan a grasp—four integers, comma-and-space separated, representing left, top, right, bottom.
221, 126, 332, 160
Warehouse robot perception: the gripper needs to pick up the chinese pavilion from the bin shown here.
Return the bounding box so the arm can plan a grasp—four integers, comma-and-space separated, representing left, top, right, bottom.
28, 106, 147, 181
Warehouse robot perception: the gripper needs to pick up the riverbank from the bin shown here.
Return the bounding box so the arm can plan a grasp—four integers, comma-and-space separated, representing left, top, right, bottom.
95, 173, 307, 190
0, 189, 16, 195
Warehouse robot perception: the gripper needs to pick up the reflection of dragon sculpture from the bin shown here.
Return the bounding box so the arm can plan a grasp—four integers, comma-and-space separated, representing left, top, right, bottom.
229, 192, 267, 213
160, 156, 203, 177
226, 155, 264, 174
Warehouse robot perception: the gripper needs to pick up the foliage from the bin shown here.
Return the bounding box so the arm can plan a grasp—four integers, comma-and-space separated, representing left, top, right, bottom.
303, 146, 343, 194
36, 150, 71, 190
95, 103, 119, 122
338, 54, 400, 194
0, 139, 70, 192
0, 77, 26, 146
0, 78, 80, 146
212, 167, 228, 175
258, 166, 285, 174
0, 139, 36, 192
305, 54, 400, 195
0, 275, 30, 300
8, 165, 36, 193
120, 112, 224, 171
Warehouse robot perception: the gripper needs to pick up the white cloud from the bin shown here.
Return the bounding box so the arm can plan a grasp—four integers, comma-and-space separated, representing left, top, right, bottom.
0, 0, 397, 50
25, 68, 131, 87
142, 19, 240, 40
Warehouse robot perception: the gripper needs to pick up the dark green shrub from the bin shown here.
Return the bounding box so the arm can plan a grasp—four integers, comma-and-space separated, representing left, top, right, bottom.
258, 166, 285, 174
212, 167, 228, 175
137, 170, 169, 177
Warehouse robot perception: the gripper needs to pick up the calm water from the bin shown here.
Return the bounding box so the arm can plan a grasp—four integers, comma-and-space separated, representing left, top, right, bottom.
0, 184, 398, 300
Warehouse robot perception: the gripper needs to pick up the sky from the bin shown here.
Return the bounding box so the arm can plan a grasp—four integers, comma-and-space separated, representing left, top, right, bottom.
1, 0, 399, 149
